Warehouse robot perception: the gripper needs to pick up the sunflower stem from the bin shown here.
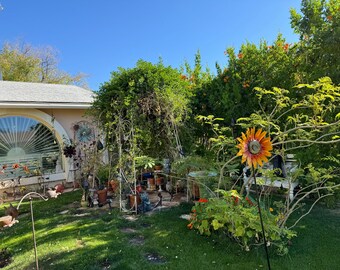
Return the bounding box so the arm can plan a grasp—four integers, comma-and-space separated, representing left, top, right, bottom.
253, 166, 271, 270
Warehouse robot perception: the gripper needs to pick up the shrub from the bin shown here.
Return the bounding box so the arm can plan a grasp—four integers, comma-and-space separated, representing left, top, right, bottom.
187, 190, 296, 255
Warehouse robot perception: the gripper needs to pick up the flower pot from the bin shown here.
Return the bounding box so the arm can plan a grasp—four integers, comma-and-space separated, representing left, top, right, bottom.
54, 184, 65, 193
147, 178, 155, 185
129, 194, 141, 209
97, 189, 107, 204
136, 185, 143, 193
156, 177, 163, 186
147, 178, 155, 190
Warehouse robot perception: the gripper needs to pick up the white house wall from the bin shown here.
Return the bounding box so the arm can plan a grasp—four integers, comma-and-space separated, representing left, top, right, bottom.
0, 108, 91, 190
40, 108, 91, 140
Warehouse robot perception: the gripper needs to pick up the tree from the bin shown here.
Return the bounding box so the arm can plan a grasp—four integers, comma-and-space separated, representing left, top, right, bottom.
237, 77, 340, 222
0, 42, 87, 86
189, 0, 340, 156
187, 78, 340, 254
91, 60, 193, 161
290, 0, 340, 83
187, 36, 300, 157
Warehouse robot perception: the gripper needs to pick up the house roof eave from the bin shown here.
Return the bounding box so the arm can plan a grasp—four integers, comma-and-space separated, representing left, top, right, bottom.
0, 102, 92, 109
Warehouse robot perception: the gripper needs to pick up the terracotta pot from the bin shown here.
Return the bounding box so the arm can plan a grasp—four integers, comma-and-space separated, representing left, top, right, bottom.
54, 184, 65, 193
97, 189, 107, 204
147, 178, 156, 190
136, 185, 143, 193
147, 178, 155, 185
156, 177, 163, 186
129, 194, 141, 209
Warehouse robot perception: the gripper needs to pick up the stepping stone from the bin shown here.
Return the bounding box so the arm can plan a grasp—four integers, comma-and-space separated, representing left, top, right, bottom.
74, 213, 90, 217
129, 235, 145, 246
120, 227, 137, 233
180, 214, 191, 220
144, 252, 166, 264
122, 215, 139, 222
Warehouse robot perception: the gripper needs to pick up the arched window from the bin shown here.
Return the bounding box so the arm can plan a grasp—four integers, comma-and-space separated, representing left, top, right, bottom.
0, 116, 61, 179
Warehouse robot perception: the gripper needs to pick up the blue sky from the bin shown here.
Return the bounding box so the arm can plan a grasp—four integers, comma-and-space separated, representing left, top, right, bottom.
0, 0, 301, 91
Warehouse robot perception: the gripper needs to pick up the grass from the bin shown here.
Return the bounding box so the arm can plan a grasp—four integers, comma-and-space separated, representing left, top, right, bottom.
0, 190, 339, 269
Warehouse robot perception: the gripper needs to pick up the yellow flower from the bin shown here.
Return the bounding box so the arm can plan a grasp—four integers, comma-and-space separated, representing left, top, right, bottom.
269, 207, 274, 212
236, 127, 272, 168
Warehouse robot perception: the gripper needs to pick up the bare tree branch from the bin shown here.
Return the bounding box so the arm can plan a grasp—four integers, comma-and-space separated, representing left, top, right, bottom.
288, 193, 333, 229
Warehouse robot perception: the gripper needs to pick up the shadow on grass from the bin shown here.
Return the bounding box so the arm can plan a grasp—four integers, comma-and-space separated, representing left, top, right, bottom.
1, 191, 340, 270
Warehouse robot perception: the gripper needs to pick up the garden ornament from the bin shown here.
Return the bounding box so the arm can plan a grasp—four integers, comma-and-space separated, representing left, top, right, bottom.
46, 188, 61, 199
4, 203, 18, 221
0, 215, 18, 227
236, 127, 272, 270
1, 192, 48, 268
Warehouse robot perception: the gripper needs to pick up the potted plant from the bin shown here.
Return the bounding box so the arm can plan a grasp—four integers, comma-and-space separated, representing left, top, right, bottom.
97, 165, 110, 189
96, 165, 112, 205
135, 156, 156, 173
135, 155, 156, 189
96, 188, 107, 205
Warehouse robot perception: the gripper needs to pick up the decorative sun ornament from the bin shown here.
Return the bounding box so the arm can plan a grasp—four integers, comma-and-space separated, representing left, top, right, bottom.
76, 122, 94, 143
236, 127, 272, 168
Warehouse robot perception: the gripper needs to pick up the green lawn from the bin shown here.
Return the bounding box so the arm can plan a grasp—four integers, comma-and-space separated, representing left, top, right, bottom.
1, 190, 339, 269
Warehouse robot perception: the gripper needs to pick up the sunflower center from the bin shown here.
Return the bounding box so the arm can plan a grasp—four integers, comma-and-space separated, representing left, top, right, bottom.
248, 140, 261, 155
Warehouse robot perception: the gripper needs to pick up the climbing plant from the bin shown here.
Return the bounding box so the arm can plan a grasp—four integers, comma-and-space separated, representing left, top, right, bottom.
91, 60, 193, 162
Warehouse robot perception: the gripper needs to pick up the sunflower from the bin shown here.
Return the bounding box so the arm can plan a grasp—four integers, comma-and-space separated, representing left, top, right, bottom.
236, 127, 272, 168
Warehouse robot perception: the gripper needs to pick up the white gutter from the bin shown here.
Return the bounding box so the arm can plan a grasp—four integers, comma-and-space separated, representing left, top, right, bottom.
0, 102, 92, 109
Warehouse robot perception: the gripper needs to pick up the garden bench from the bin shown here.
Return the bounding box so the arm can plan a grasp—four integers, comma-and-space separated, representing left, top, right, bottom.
243, 155, 299, 200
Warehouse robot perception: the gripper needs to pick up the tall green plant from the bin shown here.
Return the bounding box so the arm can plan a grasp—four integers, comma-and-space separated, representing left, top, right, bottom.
91, 60, 192, 160
290, 0, 340, 83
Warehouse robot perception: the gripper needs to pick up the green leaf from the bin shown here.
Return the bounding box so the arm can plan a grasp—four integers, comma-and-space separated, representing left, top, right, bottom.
212, 219, 224, 230
235, 226, 245, 237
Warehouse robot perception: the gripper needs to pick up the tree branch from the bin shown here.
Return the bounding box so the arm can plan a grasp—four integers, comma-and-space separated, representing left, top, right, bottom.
288, 193, 333, 230
271, 120, 340, 143
273, 135, 340, 146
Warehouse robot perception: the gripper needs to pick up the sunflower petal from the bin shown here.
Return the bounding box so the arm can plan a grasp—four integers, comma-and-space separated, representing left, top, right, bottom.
236, 127, 272, 168
255, 128, 263, 138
